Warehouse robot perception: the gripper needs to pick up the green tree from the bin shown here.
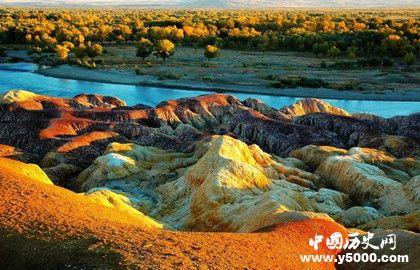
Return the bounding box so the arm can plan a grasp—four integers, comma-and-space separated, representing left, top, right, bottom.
327, 46, 340, 58
346, 47, 357, 59
204, 45, 219, 60
312, 42, 329, 57
136, 38, 154, 61
403, 53, 415, 67
154, 39, 175, 61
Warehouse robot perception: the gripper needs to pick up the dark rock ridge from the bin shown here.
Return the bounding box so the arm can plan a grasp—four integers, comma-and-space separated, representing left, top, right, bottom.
0, 91, 418, 183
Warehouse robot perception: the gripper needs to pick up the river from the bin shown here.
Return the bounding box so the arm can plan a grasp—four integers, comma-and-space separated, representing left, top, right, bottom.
0, 62, 418, 118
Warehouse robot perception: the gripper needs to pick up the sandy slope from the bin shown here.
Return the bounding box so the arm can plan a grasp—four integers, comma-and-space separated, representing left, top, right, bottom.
0, 157, 347, 269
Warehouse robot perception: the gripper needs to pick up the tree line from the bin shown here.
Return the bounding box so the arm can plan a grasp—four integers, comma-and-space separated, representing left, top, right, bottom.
0, 8, 418, 64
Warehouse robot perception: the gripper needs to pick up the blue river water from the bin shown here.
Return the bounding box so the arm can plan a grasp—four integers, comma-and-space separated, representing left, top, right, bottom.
0, 62, 418, 118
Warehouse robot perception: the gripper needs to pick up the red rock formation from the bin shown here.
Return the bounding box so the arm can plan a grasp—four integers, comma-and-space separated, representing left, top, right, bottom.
0, 91, 418, 172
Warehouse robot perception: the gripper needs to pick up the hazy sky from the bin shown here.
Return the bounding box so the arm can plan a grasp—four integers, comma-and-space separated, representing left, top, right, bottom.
2, 0, 419, 7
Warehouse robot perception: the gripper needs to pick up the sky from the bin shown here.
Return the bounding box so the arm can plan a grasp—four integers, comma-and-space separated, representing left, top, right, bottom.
2, 0, 419, 8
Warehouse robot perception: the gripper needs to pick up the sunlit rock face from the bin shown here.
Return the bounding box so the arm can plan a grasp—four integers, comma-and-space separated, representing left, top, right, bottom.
156, 135, 335, 232
74, 135, 419, 232
280, 146, 419, 230
0, 144, 36, 162
358, 210, 420, 232
243, 98, 350, 121
81, 188, 165, 230
72, 94, 127, 108
0, 157, 165, 231
293, 113, 420, 158
76, 135, 353, 232
299, 145, 419, 230
315, 155, 402, 203
0, 157, 53, 186
280, 98, 351, 119
290, 145, 348, 169
0, 91, 418, 233
306, 146, 419, 219
0, 90, 39, 104
1, 90, 418, 168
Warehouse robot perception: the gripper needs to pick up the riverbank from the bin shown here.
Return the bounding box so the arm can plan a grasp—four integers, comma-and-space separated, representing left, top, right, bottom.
37, 64, 420, 101
3, 46, 419, 101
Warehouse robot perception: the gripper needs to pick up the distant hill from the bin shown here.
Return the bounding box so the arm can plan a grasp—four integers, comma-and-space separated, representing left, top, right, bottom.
2, 0, 419, 8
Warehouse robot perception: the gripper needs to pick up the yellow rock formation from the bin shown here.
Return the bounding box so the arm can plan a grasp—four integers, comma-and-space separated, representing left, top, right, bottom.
77, 135, 353, 232
0, 157, 163, 230
280, 98, 351, 118
82, 188, 165, 229
75, 137, 419, 232
358, 210, 420, 232
0, 90, 38, 104
0, 157, 53, 185
290, 144, 347, 168
315, 155, 401, 203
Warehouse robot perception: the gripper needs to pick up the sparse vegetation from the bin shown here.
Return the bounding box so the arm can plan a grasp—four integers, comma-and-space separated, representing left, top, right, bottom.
323, 57, 396, 70
331, 81, 364, 91
157, 71, 182, 80
268, 75, 329, 88
267, 74, 364, 91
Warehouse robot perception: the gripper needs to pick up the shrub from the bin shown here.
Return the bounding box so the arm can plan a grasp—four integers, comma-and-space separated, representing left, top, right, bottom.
328, 61, 356, 69
357, 57, 382, 67
72, 58, 97, 69
382, 58, 394, 67
33, 47, 43, 54
204, 45, 220, 60
74, 45, 87, 59
136, 38, 154, 61
158, 71, 182, 80
326, 46, 340, 58
269, 76, 329, 88
346, 47, 358, 59
333, 81, 363, 91
404, 53, 416, 67
312, 42, 329, 57
86, 43, 103, 58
